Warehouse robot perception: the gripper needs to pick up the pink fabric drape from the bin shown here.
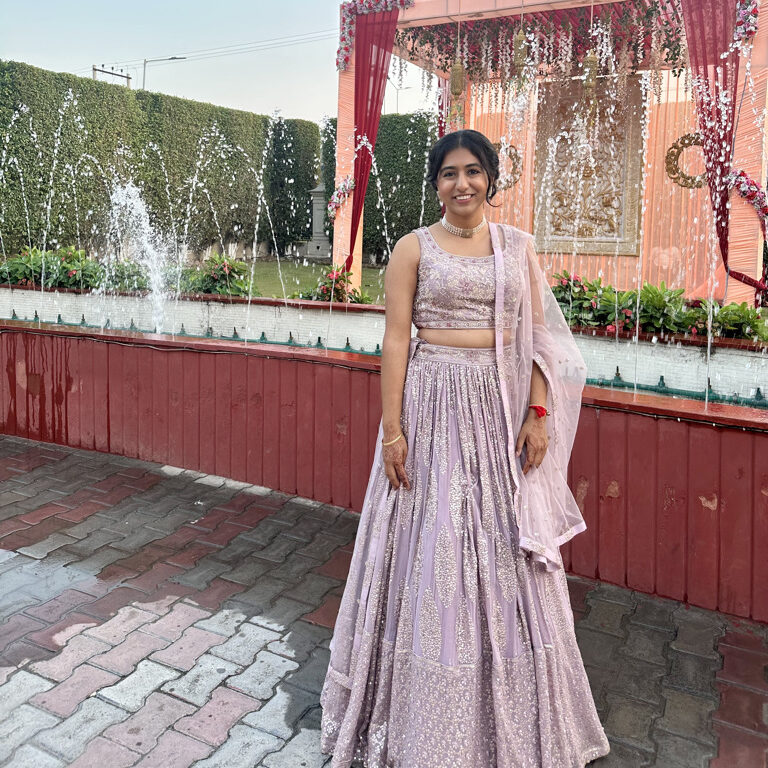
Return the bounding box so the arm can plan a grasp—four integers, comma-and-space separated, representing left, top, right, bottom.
346, 9, 399, 271
680, 0, 767, 299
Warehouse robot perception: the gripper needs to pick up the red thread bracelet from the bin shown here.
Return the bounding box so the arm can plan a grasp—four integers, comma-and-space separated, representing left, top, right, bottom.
529, 405, 548, 418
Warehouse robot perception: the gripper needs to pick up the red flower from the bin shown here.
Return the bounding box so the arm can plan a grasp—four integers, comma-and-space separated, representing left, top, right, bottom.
623, 308, 632, 316
690, 326, 698, 335
560, 278, 568, 285
590, 299, 597, 308
606, 324, 616, 332
68, 269, 77, 277
573, 273, 581, 282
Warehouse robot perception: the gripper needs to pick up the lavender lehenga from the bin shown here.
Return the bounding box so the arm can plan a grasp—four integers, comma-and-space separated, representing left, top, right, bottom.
320, 223, 610, 767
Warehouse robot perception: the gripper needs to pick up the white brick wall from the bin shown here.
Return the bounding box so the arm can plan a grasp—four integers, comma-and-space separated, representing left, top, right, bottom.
2, 287, 766, 400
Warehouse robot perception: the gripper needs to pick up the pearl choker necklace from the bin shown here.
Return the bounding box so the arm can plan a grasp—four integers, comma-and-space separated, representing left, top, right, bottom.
440, 215, 487, 238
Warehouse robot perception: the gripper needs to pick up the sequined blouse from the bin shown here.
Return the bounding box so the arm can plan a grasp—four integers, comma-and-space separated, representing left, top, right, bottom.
411, 225, 520, 329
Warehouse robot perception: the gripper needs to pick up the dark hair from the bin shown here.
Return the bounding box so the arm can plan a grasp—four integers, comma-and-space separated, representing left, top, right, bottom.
426, 129, 500, 203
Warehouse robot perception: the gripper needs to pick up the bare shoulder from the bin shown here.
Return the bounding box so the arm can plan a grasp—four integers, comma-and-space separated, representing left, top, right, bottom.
387, 231, 421, 272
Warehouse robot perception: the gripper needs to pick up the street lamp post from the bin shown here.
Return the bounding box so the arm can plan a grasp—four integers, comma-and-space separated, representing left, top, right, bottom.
386, 75, 413, 114
142, 56, 187, 90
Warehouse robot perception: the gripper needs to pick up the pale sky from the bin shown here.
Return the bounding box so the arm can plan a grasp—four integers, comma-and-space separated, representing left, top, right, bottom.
0, 0, 428, 123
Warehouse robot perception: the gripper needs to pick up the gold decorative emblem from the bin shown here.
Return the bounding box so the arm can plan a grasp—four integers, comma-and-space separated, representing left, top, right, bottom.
665, 133, 706, 189
493, 141, 522, 189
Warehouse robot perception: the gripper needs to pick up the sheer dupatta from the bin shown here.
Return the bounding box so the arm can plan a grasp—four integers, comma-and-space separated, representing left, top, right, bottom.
491, 223, 588, 571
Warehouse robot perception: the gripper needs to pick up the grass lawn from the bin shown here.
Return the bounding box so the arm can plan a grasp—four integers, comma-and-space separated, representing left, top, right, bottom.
250, 259, 387, 304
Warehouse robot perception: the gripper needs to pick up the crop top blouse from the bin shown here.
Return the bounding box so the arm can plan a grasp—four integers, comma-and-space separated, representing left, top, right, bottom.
411, 225, 521, 329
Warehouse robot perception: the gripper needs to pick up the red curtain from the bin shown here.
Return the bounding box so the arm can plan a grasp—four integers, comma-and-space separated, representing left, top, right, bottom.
680, 0, 766, 297
346, 8, 399, 271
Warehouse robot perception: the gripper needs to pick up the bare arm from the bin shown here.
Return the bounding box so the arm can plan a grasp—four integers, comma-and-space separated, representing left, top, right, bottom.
380, 233, 419, 489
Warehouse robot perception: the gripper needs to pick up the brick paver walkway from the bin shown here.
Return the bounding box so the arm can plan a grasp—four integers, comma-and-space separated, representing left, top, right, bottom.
0, 435, 766, 767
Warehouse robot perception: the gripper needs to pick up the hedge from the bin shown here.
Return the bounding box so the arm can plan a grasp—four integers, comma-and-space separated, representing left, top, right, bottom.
0, 60, 319, 257
321, 111, 442, 259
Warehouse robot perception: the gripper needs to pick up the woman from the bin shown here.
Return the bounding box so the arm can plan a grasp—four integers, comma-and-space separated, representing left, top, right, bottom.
320, 129, 609, 767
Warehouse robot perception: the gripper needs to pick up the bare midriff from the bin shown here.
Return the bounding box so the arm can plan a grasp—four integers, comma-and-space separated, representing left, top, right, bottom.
416, 327, 512, 348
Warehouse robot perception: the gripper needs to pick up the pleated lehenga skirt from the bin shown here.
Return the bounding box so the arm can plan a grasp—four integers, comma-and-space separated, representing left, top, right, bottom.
320, 338, 609, 768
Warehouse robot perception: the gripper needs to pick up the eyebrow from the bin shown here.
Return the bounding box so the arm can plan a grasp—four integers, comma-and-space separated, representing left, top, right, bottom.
440, 163, 483, 172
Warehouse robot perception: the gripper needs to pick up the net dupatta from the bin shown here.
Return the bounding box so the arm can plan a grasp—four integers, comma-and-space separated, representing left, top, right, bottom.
491, 223, 588, 571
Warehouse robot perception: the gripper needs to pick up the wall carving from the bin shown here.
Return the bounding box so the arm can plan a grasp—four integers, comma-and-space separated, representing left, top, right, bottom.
534, 76, 644, 256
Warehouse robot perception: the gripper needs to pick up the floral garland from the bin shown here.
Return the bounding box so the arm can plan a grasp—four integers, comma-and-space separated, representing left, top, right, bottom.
726, 169, 768, 234
327, 176, 355, 222
337, 0, 415, 71
395, 1, 687, 84
734, 0, 760, 43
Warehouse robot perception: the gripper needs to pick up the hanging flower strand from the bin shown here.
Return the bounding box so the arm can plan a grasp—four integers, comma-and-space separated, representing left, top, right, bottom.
734, 0, 760, 43
327, 176, 356, 222
726, 169, 768, 235
337, 0, 416, 71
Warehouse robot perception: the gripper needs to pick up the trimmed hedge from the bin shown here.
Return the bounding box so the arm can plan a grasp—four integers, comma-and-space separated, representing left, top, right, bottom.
0, 60, 319, 256
321, 112, 441, 259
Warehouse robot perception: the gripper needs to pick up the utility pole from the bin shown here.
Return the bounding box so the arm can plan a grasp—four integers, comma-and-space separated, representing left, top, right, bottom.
92, 65, 132, 88
142, 56, 186, 90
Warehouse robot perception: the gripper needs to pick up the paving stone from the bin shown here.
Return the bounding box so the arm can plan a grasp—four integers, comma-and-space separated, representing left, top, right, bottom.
191, 723, 282, 767
207, 539, 254, 566
230, 577, 288, 612
104, 691, 195, 754
109, 527, 167, 553
64, 529, 123, 556
131, 729, 213, 767
262, 726, 328, 768
591, 583, 637, 607
253, 535, 304, 564
302, 595, 341, 630
280, 516, 327, 543
0, 704, 60, 763
16, 533, 74, 560
266, 621, 332, 662
72, 546, 129, 575
605, 659, 665, 707
194, 608, 248, 638
242, 682, 319, 740
66, 736, 140, 767
228, 650, 300, 701
603, 694, 658, 752
282, 574, 339, 606
31, 664, 120, 717
59, 515, 112, 540
631, 595, 678, 630
581, 597, 633, 637
666, 650, 721, 698
304, 504, 342, 524
184, 578, 246, 611
161, 653, 239, 706
656, 689, 718, 746
296, 533, 348, 561
99, 660, 181, 711
574, 627, 622, 668
210, 623, 282, 666
5, 744, 65, 768
85, 606, 156, 645
652, 729, 716, 767
90, 630, 169, 675
314, 549, 352, 581
25, 589, 95, 623
35, 697, 130, 761
220, 557, 273, 586
0, 670, 55, 718
31, 635, 112, 682
150, 627, 224, 671
591, 741, 652, 767
620, 624, 673, 667
174, 686, 261, 746
286, 647, 330, 695
670, 613, 726, 660
0, 613, 47, 652
249, 598, 312, 634
172, 559, 232, 590
141, 603, 210, 642
239, 519, 292, 547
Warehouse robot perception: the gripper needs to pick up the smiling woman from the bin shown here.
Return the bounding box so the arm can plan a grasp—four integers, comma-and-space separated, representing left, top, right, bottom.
320, 129, 609, 768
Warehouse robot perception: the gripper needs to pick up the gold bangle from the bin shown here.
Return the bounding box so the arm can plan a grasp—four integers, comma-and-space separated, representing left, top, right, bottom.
382, 433, 404, 447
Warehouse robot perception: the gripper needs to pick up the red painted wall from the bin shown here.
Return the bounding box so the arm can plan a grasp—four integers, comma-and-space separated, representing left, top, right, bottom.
2, 323, 768, 621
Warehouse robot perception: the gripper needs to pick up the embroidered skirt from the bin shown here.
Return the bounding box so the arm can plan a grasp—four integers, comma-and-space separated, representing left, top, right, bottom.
320, 338, 609, 768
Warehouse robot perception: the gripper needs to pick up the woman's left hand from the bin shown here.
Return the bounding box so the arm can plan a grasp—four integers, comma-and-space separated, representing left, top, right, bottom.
516, 414, 549, 475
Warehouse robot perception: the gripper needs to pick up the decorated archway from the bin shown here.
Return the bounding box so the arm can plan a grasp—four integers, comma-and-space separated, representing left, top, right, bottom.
333, 0, 768, 305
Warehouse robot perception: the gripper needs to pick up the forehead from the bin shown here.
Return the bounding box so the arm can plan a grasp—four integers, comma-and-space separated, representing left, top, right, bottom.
440, 146, 483, 170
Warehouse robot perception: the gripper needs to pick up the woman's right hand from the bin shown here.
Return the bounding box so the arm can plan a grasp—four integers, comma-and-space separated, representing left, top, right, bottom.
383, 435, 411, 491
